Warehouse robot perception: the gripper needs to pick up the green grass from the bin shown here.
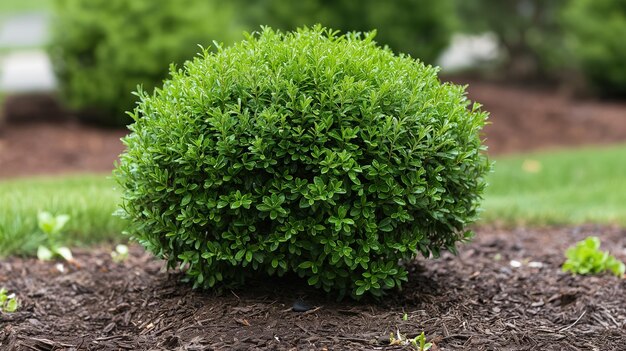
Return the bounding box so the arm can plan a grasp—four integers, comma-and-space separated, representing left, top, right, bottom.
482, 144, 626, 226
1, 144, 625, 257
0, 174, 125, 257
0, 0, 50, 14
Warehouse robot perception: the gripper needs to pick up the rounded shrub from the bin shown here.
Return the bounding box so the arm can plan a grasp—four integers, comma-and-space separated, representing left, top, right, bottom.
115, 26, 491, 298
49, 0, 241, 126
562, 0, 626, 96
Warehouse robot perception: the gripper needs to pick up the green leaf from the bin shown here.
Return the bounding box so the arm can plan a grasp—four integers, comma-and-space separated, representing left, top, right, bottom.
298, 261, 313, 269
37, 246, 53, 261
55, 247, 74, 261
5, 297, 18, 313
181, 194, 192, 206
307, 275, 319, 286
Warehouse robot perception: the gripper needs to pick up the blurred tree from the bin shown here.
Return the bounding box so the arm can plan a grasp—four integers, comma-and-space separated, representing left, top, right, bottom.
562, 0, 626, 96
455, 0, 565, 79
236, 0, 455, 64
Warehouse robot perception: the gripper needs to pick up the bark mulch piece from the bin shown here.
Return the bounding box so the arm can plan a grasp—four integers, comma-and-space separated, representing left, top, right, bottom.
1, 225, 625, 350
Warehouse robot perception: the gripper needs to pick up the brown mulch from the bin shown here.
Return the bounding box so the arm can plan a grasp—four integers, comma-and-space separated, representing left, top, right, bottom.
2, 80, 626, 179
1, 225, 625, 350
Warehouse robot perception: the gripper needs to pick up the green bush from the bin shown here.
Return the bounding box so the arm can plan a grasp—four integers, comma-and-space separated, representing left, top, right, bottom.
562, 0, 626, 95
49, 0, 241, 126
236, 0, 455, 64
115, 26, 491, 298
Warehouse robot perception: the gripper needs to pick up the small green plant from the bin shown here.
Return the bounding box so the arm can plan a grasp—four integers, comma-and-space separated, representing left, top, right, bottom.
0, 288, 19, 313
390, 330, 432, 351
110, 244, 129, 263
412, 332, 433, 351
36, 211, 73, 262
562, 236, 625, 277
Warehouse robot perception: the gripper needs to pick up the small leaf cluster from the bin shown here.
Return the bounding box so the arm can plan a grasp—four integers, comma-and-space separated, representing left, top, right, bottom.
562, 236, 625, 277
115, 26, 491, 298
37, 211, 73, 262
0, 288, 18, 313
389, 330, 432, 351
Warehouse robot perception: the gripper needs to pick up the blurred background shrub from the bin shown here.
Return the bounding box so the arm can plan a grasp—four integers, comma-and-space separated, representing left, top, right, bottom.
49, 0, 242, 126
454, 0, 565, 79
561, 0, 626, 96
235, 0, 455, 64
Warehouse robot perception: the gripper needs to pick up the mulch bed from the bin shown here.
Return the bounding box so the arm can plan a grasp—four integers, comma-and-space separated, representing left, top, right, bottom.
1, 225, 625, 350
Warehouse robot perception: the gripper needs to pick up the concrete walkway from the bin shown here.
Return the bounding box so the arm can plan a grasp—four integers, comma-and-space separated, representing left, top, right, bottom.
0, 12, 56, 93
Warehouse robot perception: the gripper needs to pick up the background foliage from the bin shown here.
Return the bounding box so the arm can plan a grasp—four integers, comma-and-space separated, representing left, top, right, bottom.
237, 0, 455, 64
49, 0, 242, 126
454, 0, 564, 78
561, 0, 626, 96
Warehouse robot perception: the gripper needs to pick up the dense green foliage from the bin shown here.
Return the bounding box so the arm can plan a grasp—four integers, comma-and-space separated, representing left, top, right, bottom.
236, 0, 454, 64
49, 0, 241, 126
562, 0, 626, 95
562, 237, 625, 277
115, 26, 490, 298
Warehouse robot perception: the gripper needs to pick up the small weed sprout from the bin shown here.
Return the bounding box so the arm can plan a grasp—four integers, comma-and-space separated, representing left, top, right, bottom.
390, 330, 432, 351
562, 236, 625, 277
411, 332, 433, 351
0, 288, 19, 313
111, 244, 129, 263
36, 211, 73, 262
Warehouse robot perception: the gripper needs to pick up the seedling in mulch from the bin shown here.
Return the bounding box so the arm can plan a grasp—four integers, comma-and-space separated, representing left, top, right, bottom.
389, 330, 432, 351
562, 236, 625, 277
36, 211, 74, 262
111, 244, 129, 263
0, 288, 19, 313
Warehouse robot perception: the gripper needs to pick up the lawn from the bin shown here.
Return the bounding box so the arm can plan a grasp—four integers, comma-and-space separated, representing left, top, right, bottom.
483, 144, 626, 226
0, 174, 124, 256
1, 144, 625, 257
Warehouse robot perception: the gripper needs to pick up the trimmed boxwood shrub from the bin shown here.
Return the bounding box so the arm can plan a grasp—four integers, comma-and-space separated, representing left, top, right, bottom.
49, 0, 241, 126
562, 0, 626, 96
115, 26, 491, 298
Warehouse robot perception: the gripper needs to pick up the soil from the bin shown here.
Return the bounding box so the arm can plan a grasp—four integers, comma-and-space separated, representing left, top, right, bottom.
1, 82, 626, 350
1, 225, 625, 350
